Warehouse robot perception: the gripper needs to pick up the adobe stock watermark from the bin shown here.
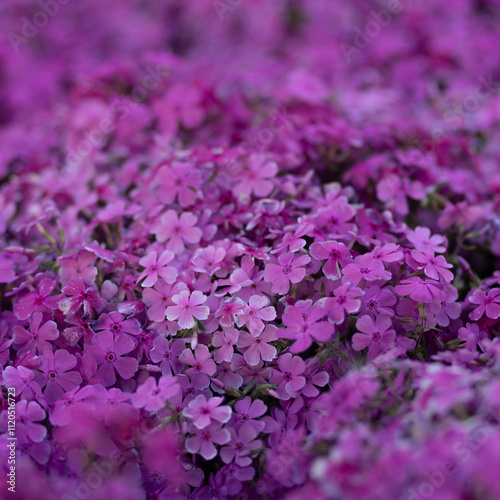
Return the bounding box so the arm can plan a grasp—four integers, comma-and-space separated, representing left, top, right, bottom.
60, 64, 170, 178
407, 415, 500, 500
7, 0, 72, 53
213, 0, 243, 21
340, 0, 410, 63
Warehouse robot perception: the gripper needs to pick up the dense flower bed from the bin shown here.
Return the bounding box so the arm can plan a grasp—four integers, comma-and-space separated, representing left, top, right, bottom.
1, 0, 500, 499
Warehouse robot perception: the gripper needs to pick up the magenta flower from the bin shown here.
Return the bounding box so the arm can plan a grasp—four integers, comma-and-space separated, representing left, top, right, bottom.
49, 386, 96, 426
319, 283, 361, 324
395, 277, 445, 304
236, 295, 276, 336
137, 250, 177, 287
468, 288, 500, 320
37, 349, 82, 404
411, 249, 454, 282
185, 423, 231, 460
236, 324, 278, 366
131, 375, 180, 412
183, 395, 232, 429
58, 250, 97, 285
234, 155, 278, 198
179, 345, 217, 382
85, 332, 138, 386
269, 353, 306, 400
352, 315, 396, 360
143, 280, 188, 323
2, 366, 41, 400
156, 161, 202, 207
407, 226, 447, 254
153, 210, 203, 254
220, 425, 262, 466
359, 286, 397, 318
310, 240, 352, 280
94, 311, 141, 337
264, 252, 311, 294
59, 278, 106, 317
342, 254, 391, 286
458, 323, 489, 350
281, 303, 334, 352
212, 327, 239, 363
13, 312, 58, 355
14, 401, 47, 443
191, 245, 227, 275
14, 278, 60, 320
377, 174, 426, 215
166, 289, 210, 329
233, 397, 267, 433
150, 337, 185, 375
215, 298, 245, 328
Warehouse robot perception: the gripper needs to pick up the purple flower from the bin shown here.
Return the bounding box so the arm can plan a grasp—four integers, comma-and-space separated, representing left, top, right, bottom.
137, 250, 177, 287
264, 252, 311, 295
269, 353, 306, 400
212, 327, 239, 363
183, 395, 232, 429
14, 278, 60, 320
85, 332, 138, 386
236, 324, 278, 366
236, 295, 276, 336
233, 397, 267, 433
13, 312, 58, 355
185, 423, 231, 460
131, 375, 180, 412
469, 288, 500, 320
153, 210, 203, 254
36, 349, 82, 404
150, 337, 185, 375
352, 315, 396, 360
166, 290, 210, 329
220, 425, 262, 466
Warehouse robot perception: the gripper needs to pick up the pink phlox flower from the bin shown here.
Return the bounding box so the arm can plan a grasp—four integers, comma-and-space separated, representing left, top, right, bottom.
468, 288, 500, 320
318, 283, 362, 324
153, 210, 203, 254
236, 324, 278, 366
233, 397, 267, 433
14, 278, 60, 320
310, 240, 352, 280
2, 365, 41, 400
427, 284, 462, 327
191, 246, 226, 276
458, 322, 489, 351
263, 252, 311, 295
281, 302, 334, 352
270, 221, 314, 254
185, 422, 231, 460
11, 400, 46, 442
407, 226, 447, 253
150, 337, 185, 375
166, 290, 210, 329
359, 285, 397, 318
143, 280, 188, 323
94, 311, 141, 337
236, 295, 276, 336
13, 311, 58, 355
368, 243, 404, 263
183, 394, 232, 429
212, 327, 239, 363
377, 174, 426, 215
269, 353, 306, 400
59, 278, 106, 317
220, 425, 262, 467
49, 385, 96, 426
58, 250, 97, 285
342, 254, 391, 287
302, 359, 329, 398
36, 349, 82, 404
156, 161, 202, 207
137, 250, 177, 287
395, 277, 445, 304
233, 155, 278, 198
411, 249, 454, 282
62, 315, 96, 347
179, 345, 217, 384
352, 314, 396, 360
84, 332, 138, 386
215, 298, 245, 328
131, 375, 180, 412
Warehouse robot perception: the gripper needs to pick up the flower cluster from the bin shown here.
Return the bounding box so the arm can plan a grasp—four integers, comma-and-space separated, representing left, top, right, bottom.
1, 0, 500, 499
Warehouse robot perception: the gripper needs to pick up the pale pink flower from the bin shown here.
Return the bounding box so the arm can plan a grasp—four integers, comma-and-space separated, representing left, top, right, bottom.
153, 210, 202, 254
137, 250, 177, 287
264, 252, 311, 295
166, 290, 210, 329
236, 295, 276, 336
